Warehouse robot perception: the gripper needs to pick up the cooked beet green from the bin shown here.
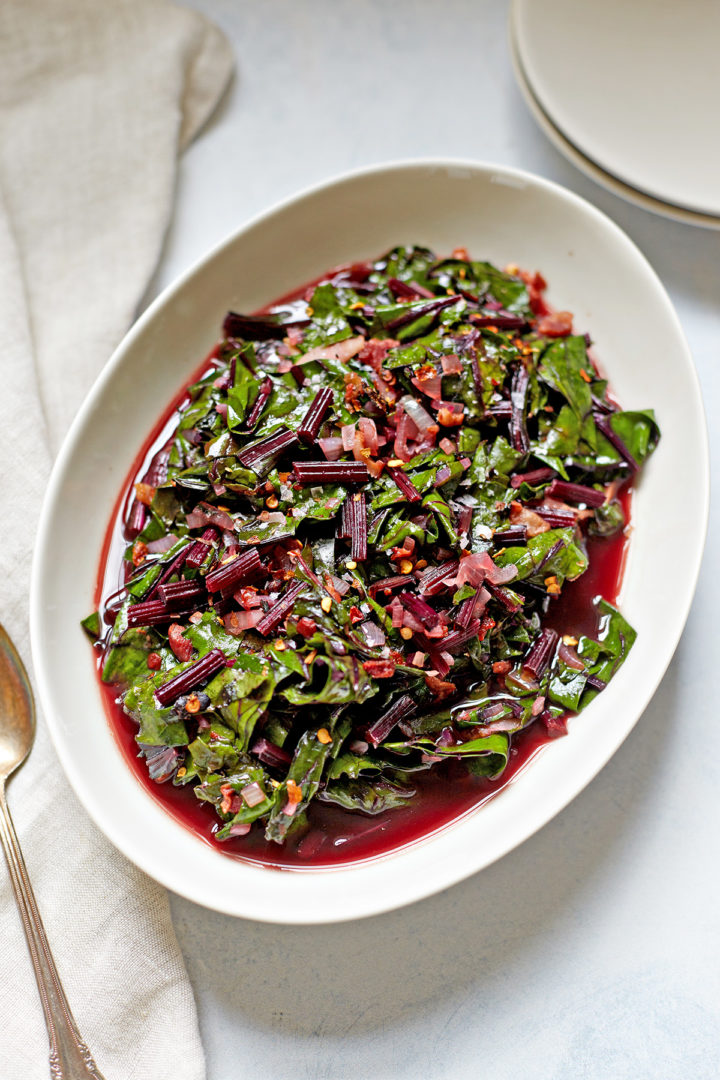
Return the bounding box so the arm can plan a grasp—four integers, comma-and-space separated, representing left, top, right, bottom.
86, 246, 659, 846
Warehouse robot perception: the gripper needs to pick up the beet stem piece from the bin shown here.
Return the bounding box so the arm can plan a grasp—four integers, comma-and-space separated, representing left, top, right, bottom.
510, 366, 530, 453
346, 492, 368, 561
388, 466, 422, 503
245, 377, 273, 431
158, 580, 206, 610
366, 694, 416, 747
545, 479, 606, 508
205, 548, 262, 593
298, 387, 334, 444
237, 427, 298, 473
399, 593, 441, 629
155, 649, 226, 706
293, 461, 369, 484
255, 581, 306, 636
523, 628, 559, 679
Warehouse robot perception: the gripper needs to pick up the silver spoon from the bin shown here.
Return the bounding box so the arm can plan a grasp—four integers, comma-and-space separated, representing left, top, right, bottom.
0, 623, 106, 1079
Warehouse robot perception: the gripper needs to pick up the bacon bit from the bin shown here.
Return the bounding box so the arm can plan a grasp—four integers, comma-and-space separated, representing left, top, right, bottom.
185, 693, 201, 714
400, 627, 413, 641
545, 713, 568, 738
399, 558, 414, 575
134, 482, 156, 506
321, 596, 333, 613
478, 615, 496, 641
168, 623, 194, 663
492, 660, 512, 675
363, 659, 396, 678
278, 471, 291, 483
452, 246, 471, 260
348, 605, 364, 624
296, 616, 316, 638
131, 540, 148, 566
266, 495, 279, 509
147, 652, 162, 670
509, 500, 550, 537
316, 728, 332, 745
220, 784, 234, 814
538, 310, 573, 337
424, 674, 457, 701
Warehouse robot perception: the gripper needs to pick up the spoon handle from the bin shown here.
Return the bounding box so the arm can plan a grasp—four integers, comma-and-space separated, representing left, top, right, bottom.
0, 788, 106, 1079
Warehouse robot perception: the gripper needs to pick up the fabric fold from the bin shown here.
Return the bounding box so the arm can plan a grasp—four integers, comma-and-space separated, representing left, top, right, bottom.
0, 2, 233, 1076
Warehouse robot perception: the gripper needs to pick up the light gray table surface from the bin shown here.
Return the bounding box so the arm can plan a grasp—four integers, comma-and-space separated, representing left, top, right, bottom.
149, 3, 720, 1077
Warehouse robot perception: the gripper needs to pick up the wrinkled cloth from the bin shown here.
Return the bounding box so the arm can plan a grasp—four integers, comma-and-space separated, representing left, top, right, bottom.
0, 1, 233, 1076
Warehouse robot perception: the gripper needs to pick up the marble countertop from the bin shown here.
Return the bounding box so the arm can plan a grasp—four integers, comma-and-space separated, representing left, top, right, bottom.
150, 2, 720, 1077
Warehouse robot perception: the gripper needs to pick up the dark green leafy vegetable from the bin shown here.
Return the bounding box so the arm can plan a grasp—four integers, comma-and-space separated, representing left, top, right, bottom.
84, 245, 658, 848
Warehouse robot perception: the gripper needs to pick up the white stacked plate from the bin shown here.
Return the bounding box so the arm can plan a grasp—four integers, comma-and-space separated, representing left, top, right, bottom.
511, 0, 720, 229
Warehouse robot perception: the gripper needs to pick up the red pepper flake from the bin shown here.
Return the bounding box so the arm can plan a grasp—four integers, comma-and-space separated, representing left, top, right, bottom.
168, 623, 194, 663
579, 368, 592, 383
348, 605, 364, 624
477, 615, 496, 642
147, 652, 162, 670
362, 659, 397, 678
220, 784, 234, 814
131, 540, 148, 567
492, 660, 512, 675
185, 693, 201, 714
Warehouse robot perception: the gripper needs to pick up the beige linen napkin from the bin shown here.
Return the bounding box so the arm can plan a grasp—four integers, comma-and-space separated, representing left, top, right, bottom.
0, 1, 233, 1076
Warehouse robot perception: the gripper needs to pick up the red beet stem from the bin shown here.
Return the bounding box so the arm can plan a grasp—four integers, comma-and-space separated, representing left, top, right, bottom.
399, 592, 441, 629
545, 479, 606, 508
293, 461, 369, 484
158, 580, 206, 610
245, 377, 273, 431
510, 468, 555, 489
366, 694, 416, 747
417, 559, 459, 596
510, 366, 529, 453
126, 600, 173, 627
255, 581, 306, 636
155, 649, 227, 707
368, 574, 414, 598
442, 621, 481, 653
523, 628, 559, 678
185, 527, 217, 570
237, 427, 298, 473
346, 492, 368, 561
205, 548, 262, 593
388, 466, 422, 503
298, 387, 334, 444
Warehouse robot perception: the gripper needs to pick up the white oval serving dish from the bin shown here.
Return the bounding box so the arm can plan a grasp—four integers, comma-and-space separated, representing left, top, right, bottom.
31, 160, 708, 923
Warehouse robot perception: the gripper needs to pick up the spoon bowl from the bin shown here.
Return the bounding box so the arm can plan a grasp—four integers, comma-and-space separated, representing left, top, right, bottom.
0, 625, 35, 779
